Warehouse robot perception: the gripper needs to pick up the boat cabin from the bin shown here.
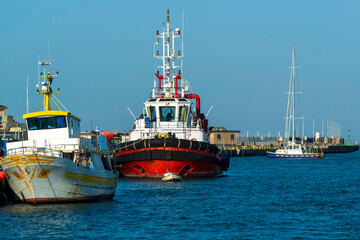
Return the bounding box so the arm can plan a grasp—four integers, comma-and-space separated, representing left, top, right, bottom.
131, 97, 207, 141
136, 98, 195, 129
23, 110, 81, 147
276, 142, 307, 155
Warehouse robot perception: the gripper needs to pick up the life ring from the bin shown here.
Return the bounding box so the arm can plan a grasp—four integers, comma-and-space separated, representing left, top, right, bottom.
191, 138, 197, 141
285, 150, 288, 154
158, 133, 169, 138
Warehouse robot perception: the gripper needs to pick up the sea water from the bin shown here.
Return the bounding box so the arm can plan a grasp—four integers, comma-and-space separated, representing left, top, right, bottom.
1, 152, 360, 239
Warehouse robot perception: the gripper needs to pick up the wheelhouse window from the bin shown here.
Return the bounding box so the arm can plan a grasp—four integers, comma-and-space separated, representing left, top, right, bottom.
147, 106, 156, 122
27, 116, 67, 130
179, 106, 188, 122
159, 107, 175, 121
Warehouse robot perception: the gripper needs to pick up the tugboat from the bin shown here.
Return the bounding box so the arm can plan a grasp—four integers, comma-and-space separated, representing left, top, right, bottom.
0, 60, 118, 203
114, 10, 230, 178
266, 43, 323, 159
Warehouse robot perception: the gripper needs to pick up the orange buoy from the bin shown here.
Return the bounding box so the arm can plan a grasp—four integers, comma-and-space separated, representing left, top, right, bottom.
100, 131, 114, 140
107, 131, 114, 140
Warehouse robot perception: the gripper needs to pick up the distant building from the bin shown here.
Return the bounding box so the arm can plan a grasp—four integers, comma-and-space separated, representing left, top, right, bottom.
209, 126, 240, 147
0, 105, 27, 140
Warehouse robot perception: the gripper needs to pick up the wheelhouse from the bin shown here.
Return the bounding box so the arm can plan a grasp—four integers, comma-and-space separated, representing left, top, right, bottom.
23, 110, 81, 145
136, 98, 194, 129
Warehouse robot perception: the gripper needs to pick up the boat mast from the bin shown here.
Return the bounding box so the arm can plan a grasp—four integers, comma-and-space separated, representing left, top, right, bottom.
154, 10, 183, 98
37, 60, 60, 111
291, 43, 296, 143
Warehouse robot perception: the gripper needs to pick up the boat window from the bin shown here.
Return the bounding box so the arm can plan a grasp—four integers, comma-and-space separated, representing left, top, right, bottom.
56, 116, 66, 128
148, 99, 157, 102
147, 106, 156, 122
159, 99, 175, 101
27, 116, 67, 130
159, 107, 175, 121
178, 99, 187, 102
294, 145, 299, 150
179, 106, 188, 122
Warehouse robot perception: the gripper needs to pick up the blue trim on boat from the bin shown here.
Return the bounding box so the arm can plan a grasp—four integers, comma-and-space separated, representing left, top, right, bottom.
266, 152, 320, 159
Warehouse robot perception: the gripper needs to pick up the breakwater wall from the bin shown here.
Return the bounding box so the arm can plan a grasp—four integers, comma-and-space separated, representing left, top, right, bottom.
220, 145, 359, 157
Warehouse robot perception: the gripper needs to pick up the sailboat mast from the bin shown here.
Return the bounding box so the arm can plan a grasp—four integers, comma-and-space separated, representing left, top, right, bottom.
291, 43, 296, 143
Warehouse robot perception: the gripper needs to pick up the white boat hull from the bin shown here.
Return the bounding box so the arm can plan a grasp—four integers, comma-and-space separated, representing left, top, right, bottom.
266, 151, 323, 159
162, 174, 182, 182
1, 154, 117, 204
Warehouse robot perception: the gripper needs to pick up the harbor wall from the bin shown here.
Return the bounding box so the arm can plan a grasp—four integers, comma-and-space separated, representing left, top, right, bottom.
219, 144, 359, 157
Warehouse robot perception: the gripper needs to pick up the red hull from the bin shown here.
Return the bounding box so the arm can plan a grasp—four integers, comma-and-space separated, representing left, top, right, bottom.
118, 159, 222, 178
115, 139, 229, 178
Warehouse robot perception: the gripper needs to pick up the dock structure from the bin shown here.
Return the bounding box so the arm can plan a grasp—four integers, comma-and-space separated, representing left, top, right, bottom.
208, 127, 359, 157
218, 144, 359, 157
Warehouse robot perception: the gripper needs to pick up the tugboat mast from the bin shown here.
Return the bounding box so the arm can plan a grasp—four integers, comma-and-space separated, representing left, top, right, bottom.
154, 9, 184, 98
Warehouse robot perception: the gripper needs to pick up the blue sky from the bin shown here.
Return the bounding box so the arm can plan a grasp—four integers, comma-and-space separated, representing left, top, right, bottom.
1, 0, 359, 142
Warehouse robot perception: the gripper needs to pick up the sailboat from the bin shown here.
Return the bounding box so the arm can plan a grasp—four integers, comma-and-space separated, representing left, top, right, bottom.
267, 43, 323, 159
1, 60, 118, 203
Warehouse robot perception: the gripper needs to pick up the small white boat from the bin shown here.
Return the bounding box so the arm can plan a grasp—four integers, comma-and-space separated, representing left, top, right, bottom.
162, 170, 182, 182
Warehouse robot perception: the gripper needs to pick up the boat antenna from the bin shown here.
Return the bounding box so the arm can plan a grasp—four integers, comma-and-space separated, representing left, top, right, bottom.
127, 106, 136, 120
37, 56, 40, 86
26, 74, 29, 113
48, 41, 51, 60
205, 105, 213, 118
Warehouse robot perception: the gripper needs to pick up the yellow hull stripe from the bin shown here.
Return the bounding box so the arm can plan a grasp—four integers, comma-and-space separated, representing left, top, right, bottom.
64, 172, 117, 186
1, 155, 54, 167
74, 183, 115, 190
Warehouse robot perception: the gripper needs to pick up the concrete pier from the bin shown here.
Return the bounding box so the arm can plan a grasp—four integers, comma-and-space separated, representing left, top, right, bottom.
219, 144, 359, 157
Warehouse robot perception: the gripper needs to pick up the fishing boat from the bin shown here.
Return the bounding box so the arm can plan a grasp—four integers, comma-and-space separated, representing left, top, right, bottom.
266, 44, 323, 159
0, 60, 118, 204
114, 10, 230, 178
